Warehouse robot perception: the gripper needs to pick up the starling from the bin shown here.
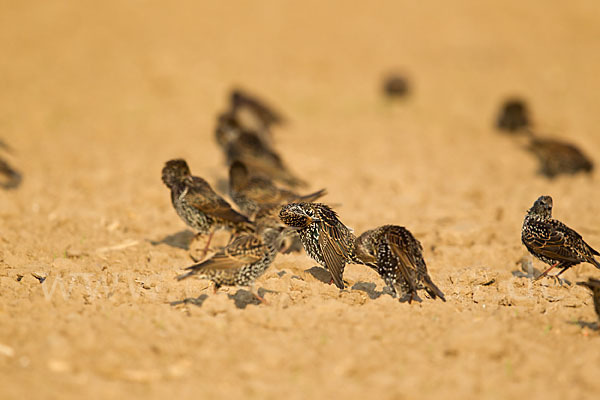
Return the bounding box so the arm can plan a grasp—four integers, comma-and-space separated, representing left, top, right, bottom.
521, 195, 600, 281
0, 158, 21, 189
229, 161, 326, 217
230, 88, 285, 131
577, 278, 600, 321
382, 74, 410, 98
161, 159, 254, 255
354, 225, 445, 302
526, 136, 593, 178
279, 203, 356, 289
215, 114, 306, 188
496, 98, 530, 132
176, 226, 287, 292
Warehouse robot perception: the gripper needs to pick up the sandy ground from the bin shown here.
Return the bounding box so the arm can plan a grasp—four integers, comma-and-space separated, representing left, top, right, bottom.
2, 0, 600, 399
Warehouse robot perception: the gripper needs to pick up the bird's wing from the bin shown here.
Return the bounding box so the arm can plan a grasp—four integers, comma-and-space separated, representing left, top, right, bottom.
522, 220, 582, 263
187, 234, 264, 272
385, 230, 418, 292
318, 222, 353, 289
185, 177, 251, 224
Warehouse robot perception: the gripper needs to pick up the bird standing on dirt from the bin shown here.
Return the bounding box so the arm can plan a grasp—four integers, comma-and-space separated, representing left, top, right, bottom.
525, 137, 593, 178
521, 195, 600, 282
161, 159, 254, 257
496, 98, 530, 132
176, 225, 288, 299
577, 278, 600, 321
354, 225, 445, 302
229, 161, 326, 217
279, 203, 356, 289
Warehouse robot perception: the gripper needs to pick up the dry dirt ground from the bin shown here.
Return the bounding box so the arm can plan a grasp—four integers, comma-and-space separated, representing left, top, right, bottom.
1, 1, 600, 399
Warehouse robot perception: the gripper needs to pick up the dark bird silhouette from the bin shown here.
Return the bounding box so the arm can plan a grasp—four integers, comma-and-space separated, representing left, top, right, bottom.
496, 98, 530, 132
230, 88, 285, 132
279, 203, 355, 289
354, 225, 445, 302
161, 159, 254, 257
176, 226, 287, 298
577, 278, 600, 321
229, 161, 326, 217
526, 136, 593, 178
382, 74, 410, 98
521, 195, 600, 282
0, 158, 22, 189
215, 113, 306, 188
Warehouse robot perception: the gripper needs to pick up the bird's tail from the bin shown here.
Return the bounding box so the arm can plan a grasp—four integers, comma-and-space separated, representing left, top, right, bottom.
176, 264, 202, 281
298, 188, 327, 203
591, 257, 600, 270
422, 275, 446, 302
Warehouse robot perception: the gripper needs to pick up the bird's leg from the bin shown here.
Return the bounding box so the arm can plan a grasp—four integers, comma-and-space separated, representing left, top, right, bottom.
534, 262, 559, 281
250, 285, 268, 305
190, 231, 215, 262
551, 265, 572, 286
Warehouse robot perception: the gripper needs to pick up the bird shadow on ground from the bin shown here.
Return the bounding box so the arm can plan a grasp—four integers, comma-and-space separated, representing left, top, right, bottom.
169, 288, 275, 309
227, 288, 276, 309
351, 282, 418, 303
305, 266, 332, 284
169, 294, 209, 307
149, 230, 196, 250
511, 268, 572, 286
568, 320, 599, 331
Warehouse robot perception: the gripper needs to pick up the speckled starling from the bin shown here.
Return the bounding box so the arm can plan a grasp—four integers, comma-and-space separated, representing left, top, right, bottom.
577, 278, 600, 321
354, 225, 445, 302
496, 98, 530, 132
162, 159, 254, 255
229, 161, 326, 217
176, 226, 287, 291
521, 195, 600, 281
279, 203, 356, 289
215, 113, 306, 188
526, 136, 593, 178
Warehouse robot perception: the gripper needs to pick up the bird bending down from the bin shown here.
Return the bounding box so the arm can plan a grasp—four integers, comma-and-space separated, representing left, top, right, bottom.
176, 225, 289, 301
521, 195, 600, 282
354, 225, 445, 302
279, 202, 356, 289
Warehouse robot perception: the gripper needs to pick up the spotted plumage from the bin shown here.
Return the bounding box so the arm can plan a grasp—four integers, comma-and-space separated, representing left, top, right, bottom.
496, 98, 530, 132
354, 225, 445, 302
279, 203, 355, 289
526, 137, 593, 178
577, 278, 600, 321
161, 159, 253, 235
176, 226, 287, 288
521, 195, 600, 281
229, 161, 326, 217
